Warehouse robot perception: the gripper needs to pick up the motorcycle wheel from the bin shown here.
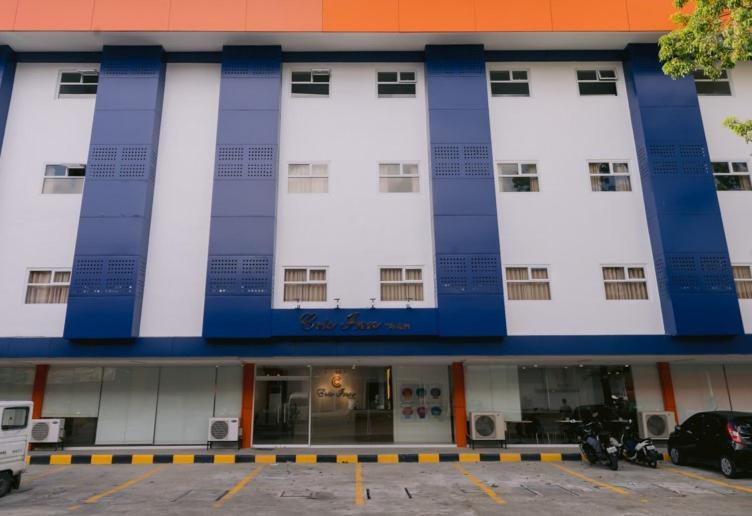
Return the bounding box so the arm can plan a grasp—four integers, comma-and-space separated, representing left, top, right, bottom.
608, 454, 619, 471
581, 445, 597, 464
647, 451, 659, 469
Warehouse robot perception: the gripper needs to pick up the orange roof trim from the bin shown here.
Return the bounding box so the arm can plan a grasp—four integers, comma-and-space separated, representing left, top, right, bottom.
0, 0, 679, 32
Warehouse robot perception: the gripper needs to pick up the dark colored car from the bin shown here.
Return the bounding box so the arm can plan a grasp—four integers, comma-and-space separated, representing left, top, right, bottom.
668, 411, 752, 478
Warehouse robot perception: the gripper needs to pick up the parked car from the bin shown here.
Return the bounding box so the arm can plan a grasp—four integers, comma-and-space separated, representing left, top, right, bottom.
0, 401, 33, 497
668, 411, 752, 478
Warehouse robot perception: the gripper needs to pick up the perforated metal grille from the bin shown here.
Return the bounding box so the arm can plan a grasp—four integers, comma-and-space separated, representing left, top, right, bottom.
70, 256, 144, 297
658, 254, 734, 294
431, 144, 492, 178
101, 58, 162, 77
31, 422, 50, 441
642, 144, 711, 176
210, 420, 229, 440
87, 145, 155, 180
215, 145, 276, 179
222, 59, 280, 77
207, 256, 271, 296
437, 255, 502, 294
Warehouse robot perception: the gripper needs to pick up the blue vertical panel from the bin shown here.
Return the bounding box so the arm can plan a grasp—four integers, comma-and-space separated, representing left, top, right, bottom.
425, 45, 506, 337
0, 46, 16, 154
64, 47, 166, 339
623, 44, 742, 336
203, 47, 281, 338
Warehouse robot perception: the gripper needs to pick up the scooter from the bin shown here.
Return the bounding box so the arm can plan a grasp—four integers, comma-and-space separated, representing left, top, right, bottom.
620, 420, 660, 468
579, 420, 620, 470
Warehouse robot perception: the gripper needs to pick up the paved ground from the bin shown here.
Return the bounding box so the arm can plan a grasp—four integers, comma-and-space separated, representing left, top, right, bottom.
2, 460, 751, 515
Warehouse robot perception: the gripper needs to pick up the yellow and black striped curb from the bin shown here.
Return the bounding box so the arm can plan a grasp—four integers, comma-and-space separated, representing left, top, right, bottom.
27, 452, 669, 465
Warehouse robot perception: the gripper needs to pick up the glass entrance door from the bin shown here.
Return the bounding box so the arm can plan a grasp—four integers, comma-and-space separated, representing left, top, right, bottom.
253, 367, 310, 445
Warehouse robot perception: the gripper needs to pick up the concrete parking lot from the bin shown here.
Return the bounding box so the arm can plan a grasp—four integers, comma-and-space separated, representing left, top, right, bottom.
1, 460, 751, 515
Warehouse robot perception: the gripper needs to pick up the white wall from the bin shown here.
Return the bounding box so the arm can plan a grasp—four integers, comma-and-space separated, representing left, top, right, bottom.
139, 64, 219, 336
274, 63, 435, 309
698, 62, 752, 333
488, 62, 664, 335
631, 364, 664, 413
0, 64, 95, 337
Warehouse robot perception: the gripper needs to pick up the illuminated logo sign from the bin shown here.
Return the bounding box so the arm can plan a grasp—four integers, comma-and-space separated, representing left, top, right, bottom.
299, 312, 411, 331
330, 374, 343, 389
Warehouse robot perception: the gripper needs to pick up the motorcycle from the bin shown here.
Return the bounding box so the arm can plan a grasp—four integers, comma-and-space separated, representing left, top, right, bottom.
579, 420, 620, 470
620, 420, 660, 468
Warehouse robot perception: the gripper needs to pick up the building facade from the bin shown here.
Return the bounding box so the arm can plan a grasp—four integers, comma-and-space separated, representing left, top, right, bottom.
0, 1, 751, 448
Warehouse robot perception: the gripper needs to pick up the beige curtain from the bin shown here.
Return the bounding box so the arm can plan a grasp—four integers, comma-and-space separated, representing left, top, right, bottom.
25, 271, 69, 304
288, 164, 328, 193
283, 269, 326, 302
380, 268, 423, 301
733, 266, 752, 299
506, 267, 550, 300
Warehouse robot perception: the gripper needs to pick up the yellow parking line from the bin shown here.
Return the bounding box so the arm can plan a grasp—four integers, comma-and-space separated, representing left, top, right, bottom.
25, 465, 70, 482
214, 466, 264, 509
453, 464, 506, 505
665, 466, 752, 494
550, 463, 630, 496
70, 465, 165, 510
355, 463, 365, 506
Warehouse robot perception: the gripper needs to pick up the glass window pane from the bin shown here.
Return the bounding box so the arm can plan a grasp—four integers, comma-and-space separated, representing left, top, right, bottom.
405, 269, 422, 280
380, 268, 402, 281
603, 267, 625, 280
531, 268, 548, 280
378, 83, 416, 96
732, 162, 749, 173
289, 164, 310, 177
499, 163, 519, 175
380, 177, 419, 193
291, 71, 311, 82
402, 164, 418, 176
309, 269, 326, 281
520, 164, 537, 175
311, 164, 328, 176
712, 162, 730, 173
291, 83, 329, 95
311, 72, 330, 83
81, 73, 99, 84
695, 81, 732, 95
577, 70, 597, 81
511, 70, 528, 80
42, 177, 84, 194
68, 167, 86, 177
379, 164, 401, 176
628, 267, 645, 279
579, 82, 617, 95
491, 82, 530, 96
60, 72, 81, 83
29, 271, 52, 284
54, 271, 72, 283
377, 72, 398, 82
490, 70, 510, 81
399, 72, 415, 82
612, 163, 629, 174
599, 70, 616, 79
45, 164, 68, 177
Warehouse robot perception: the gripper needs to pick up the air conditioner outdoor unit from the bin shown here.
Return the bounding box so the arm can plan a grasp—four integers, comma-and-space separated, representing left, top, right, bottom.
30, 419, 64, 445
469, 412, 506, 441
639, 411, 675, 440
207, 418, 240, 448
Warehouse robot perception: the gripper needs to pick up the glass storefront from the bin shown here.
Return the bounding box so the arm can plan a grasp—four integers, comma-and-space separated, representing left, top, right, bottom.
252, 364, 453, 445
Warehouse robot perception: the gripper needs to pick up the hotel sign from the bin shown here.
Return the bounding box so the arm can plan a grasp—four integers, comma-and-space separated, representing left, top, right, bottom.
299, 312, 412, 332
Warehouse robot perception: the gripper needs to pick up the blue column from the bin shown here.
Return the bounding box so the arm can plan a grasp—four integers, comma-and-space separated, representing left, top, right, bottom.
64, 47, 166, 339
623, 44, 742, 336
0, 46, 16, 154
203, 47, 281, 338
425, 45, 506, 337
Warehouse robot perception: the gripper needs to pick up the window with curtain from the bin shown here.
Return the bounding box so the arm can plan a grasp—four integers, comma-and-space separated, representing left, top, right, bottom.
506, 267, 551, 300
42, 164, 86, 194
712, 161, 751, 191
589, 162, 631, 192
380, 267, 423, 302
602, 266, 648, 300
379, 163, 419, 192
733, 265, 752, 299
498, 162, 539, 192
283, 268, 327, 302
288, 163, 328, 193
25, 269, 71, 304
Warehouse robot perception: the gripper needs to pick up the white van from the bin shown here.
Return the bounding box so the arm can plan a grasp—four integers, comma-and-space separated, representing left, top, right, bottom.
0, 401, 32, 497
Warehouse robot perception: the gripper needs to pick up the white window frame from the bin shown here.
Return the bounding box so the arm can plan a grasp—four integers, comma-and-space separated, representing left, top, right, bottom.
376, 70, 417, 98
693, 70, 733, 96
379, 267, 424, 303
505, 266, 552, 301
497, 161, 540, 192
576, 69, 618, 96
24, 268, 71, 305
282, 267, 328, 303
489, 69, 531, 97
379, 163, 419, 193
712, 160, 751, 191
291, 69, 331, 97
733, 264, 752, 300
588, 161, 632, 192
57, 69, 99, 98
602, 265, 649, 301
287, 162, 329, 194
42, 164, 86, 194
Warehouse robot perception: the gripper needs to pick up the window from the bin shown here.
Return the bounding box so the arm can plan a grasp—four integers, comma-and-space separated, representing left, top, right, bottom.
25, 269, 71, 304
283, 268, 327, 302
693, 70, 732, 96
379, 163, 419, 192
577, 69, 617, 96
58, 70, 98, 96
1, 406, 29, 430
498, 162, 539, 192
380, 268, 424, 302
42, 164, 86, 194
506, 267, 551, 300
589, 162, 631, 192
288, 163, 328, 193
291, 70, 330, 96
490, 70, 530, 96
733, 265, 752, 299
602, 266, 648, 300
712, 161, 750, 191
377, 71, 416, 97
